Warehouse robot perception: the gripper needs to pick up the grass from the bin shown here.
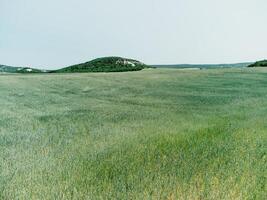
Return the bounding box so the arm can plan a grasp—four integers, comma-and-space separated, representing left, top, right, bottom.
0, 68, 266, 199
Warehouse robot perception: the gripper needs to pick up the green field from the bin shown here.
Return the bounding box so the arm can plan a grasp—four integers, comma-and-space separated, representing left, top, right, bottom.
0, 68, 266, 199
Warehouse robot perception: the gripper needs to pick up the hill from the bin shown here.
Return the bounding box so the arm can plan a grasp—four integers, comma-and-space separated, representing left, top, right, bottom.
54, 57, 147, 73
153, 62, 252, 69
248, 60, 267, 67
16, 67, 45, 73
0, 65, 20, 73
0, 65, 44, 73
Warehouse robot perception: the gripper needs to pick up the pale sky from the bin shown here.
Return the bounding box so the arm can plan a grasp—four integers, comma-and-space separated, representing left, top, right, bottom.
1, 0, 267, 69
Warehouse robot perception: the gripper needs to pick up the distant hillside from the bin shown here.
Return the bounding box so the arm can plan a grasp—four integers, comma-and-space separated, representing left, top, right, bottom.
54, 57, 147, 73
248, 60, 267, 67
153, 62, 252, 69
0, 65, 44, 73
0, 65, 20, 73
16, 67, 45, 73
1, 59, 255, 74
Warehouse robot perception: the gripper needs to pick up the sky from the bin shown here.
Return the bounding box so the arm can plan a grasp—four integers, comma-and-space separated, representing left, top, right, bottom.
1, 0, 267, 69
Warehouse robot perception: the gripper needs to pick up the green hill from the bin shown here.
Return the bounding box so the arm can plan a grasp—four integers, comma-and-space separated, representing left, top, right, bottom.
54, 57, 147, 73
248, 60, 267, 67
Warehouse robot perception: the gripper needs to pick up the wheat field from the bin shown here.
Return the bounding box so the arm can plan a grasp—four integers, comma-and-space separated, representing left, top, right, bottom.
0, 68, 266, 199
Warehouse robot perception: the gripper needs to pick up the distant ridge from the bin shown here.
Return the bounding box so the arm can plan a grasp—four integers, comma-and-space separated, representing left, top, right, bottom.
152, 62, 252, 69
53, 57, 147, 73
0, 65, 20, 73
0, 64, 45, 73
1, 59, 256, 73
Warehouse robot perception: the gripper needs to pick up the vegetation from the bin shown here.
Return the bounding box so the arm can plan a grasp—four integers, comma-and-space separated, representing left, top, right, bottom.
54, 57, 147, 73
248, 60, 267, 67
0, 68, 266, 199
